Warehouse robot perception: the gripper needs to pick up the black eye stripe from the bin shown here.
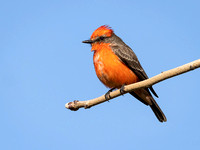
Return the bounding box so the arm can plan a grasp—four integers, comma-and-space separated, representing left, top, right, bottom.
94, 36, 105, 42
100, 36, 105, 40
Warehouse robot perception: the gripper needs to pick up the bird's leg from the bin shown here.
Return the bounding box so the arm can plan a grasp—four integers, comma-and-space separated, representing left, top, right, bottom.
120, 84, 126, 95
105, 88, 116, 101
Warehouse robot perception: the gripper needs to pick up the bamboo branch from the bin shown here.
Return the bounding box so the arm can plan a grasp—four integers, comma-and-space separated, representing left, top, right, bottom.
65, 59, 200, 111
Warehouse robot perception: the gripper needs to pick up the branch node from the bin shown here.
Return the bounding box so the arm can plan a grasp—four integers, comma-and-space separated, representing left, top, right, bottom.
84, 104, 89, 109
190, 64, 195, 70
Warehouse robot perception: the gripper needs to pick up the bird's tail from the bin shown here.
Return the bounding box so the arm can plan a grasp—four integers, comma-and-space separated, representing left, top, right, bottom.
150, 97, 167, 122
130, 89, 167, 122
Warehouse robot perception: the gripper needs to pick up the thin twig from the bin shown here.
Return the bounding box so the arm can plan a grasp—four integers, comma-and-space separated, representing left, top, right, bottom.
65, 59, 200, 111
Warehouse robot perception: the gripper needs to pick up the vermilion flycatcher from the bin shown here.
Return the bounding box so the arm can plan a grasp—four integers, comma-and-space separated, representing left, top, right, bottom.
83, 25, 167, 122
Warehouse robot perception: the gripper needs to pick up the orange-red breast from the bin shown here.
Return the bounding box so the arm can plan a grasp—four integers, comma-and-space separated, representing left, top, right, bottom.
83, 25, 167, 122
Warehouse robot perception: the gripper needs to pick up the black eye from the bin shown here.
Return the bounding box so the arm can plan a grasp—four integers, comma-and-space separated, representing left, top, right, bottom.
100, 36, 105, 40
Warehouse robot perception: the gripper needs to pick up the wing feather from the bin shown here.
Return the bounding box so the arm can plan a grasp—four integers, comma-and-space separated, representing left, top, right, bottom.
110, 41, 158, 97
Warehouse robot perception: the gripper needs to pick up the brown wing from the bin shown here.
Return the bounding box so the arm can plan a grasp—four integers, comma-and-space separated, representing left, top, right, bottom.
110, 35, 158, 98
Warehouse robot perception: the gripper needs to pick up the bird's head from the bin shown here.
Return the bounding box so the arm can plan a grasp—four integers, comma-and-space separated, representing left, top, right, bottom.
82, 25, 113, 45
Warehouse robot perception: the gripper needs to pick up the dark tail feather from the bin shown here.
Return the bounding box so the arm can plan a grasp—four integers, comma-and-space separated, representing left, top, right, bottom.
150, 98, 167, 122
129, 91, 167, 122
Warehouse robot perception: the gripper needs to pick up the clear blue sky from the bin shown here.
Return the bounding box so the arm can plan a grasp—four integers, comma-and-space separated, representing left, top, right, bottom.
1, 0, 200, 150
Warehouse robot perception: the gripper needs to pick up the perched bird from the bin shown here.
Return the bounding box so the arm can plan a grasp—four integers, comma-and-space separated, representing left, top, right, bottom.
82, 25, 167, 122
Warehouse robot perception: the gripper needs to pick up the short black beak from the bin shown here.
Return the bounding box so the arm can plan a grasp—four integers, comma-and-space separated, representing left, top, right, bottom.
82, 39, 93, 44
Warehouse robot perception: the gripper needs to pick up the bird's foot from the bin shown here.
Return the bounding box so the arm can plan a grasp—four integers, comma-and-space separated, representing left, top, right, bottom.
105, 88, 115, 101
120, 84, 126, 95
